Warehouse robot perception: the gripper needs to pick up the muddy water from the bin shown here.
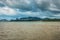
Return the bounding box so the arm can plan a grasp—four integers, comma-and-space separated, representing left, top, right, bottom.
0, 22, 60, 40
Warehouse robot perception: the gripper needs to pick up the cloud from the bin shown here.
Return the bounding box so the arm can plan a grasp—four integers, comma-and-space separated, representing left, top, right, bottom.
0, 0, 60, 19
0, 1, 5, 7
0, 0, 59, 11
35, 0, 50, 10
0, 0, 60, 12
53, 0, 60, 9
1, 0, 34, 11
0, 6, 17, 15
0, 3, 5, 7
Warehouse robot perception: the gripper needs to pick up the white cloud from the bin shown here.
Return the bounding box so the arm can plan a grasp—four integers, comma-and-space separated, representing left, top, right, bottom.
18, 11, 40, 17
0, 6, 17, 15
53, 14, 60, 16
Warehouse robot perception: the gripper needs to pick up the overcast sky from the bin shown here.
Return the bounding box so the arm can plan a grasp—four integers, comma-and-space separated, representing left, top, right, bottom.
0, 0, 60, 20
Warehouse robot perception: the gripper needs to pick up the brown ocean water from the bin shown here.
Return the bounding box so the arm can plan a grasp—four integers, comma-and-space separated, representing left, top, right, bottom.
0, 22, 60, 40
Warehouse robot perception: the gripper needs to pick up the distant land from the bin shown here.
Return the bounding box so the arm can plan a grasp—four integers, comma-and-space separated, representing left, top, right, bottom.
0, 17, 60, 21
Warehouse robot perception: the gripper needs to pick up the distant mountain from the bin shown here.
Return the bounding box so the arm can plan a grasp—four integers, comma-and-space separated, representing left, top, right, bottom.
42, 18, 60, 21
0, 17, 60, 21
20, 17, 41, 21
10, 17, 41, 21
0, 19, 8, 21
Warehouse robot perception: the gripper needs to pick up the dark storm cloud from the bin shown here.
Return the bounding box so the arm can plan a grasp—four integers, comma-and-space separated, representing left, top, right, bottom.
0, 1, 5, 7
0, 3, 5, 7
0, 0, 50, 11
35, 0, 50, 10
53, 0, 60, 9
0, 0, 35, 11
0, 0, 60, 11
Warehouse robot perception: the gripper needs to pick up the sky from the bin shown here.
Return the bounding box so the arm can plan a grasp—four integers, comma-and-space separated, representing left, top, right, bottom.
0, 0, 60, 20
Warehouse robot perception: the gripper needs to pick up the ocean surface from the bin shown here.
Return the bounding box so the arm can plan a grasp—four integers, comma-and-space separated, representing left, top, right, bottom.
0, 22, 60, 40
